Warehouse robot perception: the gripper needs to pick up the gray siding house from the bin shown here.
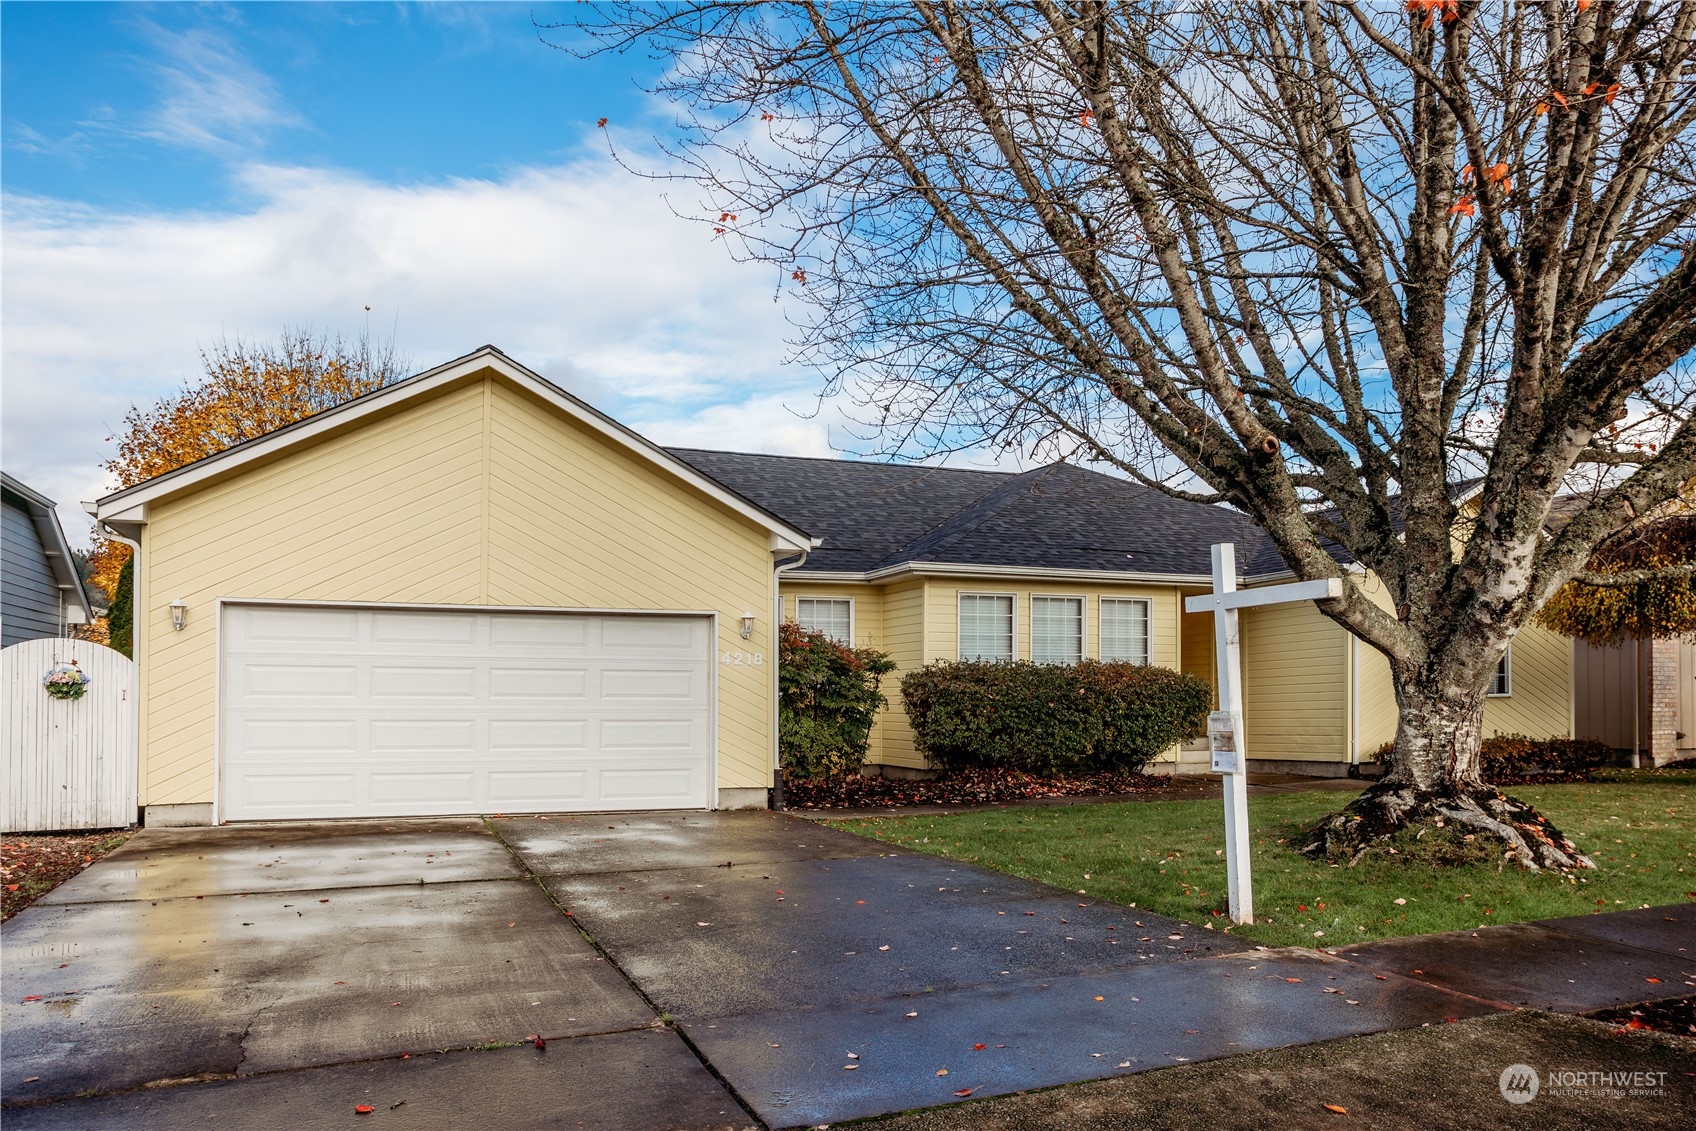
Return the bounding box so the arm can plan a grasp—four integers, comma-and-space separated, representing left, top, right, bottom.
2, 473, 93, 648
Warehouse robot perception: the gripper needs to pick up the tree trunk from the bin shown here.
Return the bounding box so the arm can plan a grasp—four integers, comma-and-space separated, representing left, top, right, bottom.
1305, 664, 1594, 872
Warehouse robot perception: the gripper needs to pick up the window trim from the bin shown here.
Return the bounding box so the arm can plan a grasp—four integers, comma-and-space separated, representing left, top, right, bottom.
1029, 592, 1085, 665
1098, 596, 1154, 665
1488, 647, 1512, 697
795, 596, 855, 646
957, 591, 1017, 662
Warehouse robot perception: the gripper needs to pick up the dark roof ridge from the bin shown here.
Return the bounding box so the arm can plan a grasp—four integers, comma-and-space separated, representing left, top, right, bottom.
663, 445, 1018, 479
874, 462, 1088, 570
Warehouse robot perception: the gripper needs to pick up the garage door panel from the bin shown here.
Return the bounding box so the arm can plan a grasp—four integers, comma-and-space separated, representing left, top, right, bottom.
238, 606, 360, 645
221, 606, 713, 819
370, 611, 478, 645
600, 617, 702, 651
489, 615, 589, 648
600, 667, 700, 700
489, 667, 589, 699
236, 718, 358, 754
240, 664, 358, 699
599, 767, 699, 804
369, 665, 479, 699
487, 770, 589, 806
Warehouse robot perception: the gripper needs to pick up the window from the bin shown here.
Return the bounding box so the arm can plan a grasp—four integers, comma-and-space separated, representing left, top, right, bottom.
1488, 648, 1512, 696
958, 593, 1014, 661
796, 597, 853, 644
1030, 596, 1083, 664
1100, 598, 1152, 664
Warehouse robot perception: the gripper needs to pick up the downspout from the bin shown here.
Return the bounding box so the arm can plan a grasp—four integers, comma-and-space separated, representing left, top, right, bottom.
1347, 634, 1361, 778
770, 548, 809, 810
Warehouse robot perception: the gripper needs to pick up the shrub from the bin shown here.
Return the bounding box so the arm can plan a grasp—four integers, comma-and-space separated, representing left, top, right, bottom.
779, 622, 896, 780
901, 659, 1210, 775
1481, 734, 1614, 780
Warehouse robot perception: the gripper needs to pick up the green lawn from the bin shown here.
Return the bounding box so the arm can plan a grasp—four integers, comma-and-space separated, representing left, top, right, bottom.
831, 770, 1696, 949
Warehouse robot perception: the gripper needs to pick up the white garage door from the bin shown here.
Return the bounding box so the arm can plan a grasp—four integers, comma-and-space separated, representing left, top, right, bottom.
220, 604, 712, 821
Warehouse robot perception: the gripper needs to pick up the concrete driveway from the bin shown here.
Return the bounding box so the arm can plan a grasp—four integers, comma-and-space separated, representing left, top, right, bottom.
11, 810, 1678, 1129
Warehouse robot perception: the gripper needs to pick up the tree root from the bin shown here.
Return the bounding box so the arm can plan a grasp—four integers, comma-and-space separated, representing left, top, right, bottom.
1301, 780, 1595, 872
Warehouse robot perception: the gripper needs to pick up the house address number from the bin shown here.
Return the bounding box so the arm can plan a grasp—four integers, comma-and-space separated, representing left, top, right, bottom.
720, 651, 764, 666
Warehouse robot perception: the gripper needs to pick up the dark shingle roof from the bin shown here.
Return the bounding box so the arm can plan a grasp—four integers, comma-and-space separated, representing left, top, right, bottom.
667, 449, 1263, 578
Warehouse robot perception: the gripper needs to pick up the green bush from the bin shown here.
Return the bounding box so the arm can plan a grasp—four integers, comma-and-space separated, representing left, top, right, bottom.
779, 622, 896, 780
1481, 734, 1615, 778
901, 659, 1211, 775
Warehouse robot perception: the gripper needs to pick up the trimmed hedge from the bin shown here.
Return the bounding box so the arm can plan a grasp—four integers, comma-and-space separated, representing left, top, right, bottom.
1481, 734, 1615, 779
779, 622, 896, 780
901, 659, 1211, 775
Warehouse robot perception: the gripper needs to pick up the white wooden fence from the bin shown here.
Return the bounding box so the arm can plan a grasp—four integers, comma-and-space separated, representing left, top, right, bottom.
2, 638, 137, 831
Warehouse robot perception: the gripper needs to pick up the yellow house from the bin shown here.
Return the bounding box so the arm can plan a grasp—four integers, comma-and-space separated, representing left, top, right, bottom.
92, 346, 1577, 826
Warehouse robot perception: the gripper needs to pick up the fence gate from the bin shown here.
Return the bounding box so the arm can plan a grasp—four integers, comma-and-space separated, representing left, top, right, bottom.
2, 639, 137, 831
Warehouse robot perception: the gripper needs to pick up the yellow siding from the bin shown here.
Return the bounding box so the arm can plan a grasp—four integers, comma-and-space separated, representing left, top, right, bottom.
876, 581, 928, 767
1485, 621, 1574, 740
1239, 601, 1347, 761
1179, 601, 1217, 709
138, 371, 777, 807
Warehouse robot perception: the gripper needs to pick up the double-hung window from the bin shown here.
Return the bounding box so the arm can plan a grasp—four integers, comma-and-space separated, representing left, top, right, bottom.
796, 597, 853, 645
1099, 598, 1152, 665
958, 594, 1015, 661
1030, 596, 1083, 665
1488, 648, 1512, 696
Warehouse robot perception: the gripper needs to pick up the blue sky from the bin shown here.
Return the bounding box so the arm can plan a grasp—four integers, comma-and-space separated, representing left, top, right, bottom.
2, 2, 886, 543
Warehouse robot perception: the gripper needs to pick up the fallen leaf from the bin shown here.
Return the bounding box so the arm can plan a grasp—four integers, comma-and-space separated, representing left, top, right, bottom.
972, 1043, 986, 1050
843, 1064, 858, 1071
1284, 978, 1302, 984
21, 996, 41, 1002
1095, 996, 1105, 1001
952, 1088, 975, 1097
1393, 898, 1407, 905
22, 1077, 39, 1083
355, 1105, 374, 1114
846, 1052, 859, 1059
1323, 1103, 1348, 1115
531, 1034, 546, 1050
1647, 977, 1662, 983
906, 1011, 919, 1018
879, 945, 890, 952
936, 1068, 949, 1076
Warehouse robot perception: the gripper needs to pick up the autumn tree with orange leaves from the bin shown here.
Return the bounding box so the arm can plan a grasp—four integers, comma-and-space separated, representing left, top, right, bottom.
573, 0, 1696, 867
88, 329, 406, 648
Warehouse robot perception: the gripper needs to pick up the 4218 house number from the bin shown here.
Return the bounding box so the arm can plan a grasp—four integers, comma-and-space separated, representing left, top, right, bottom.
720, 651, 764, 666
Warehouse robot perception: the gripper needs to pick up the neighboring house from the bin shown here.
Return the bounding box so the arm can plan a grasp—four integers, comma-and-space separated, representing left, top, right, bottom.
1574, 637, 1694, 766
2, 472, 93, 648
89, 346, 1580, 827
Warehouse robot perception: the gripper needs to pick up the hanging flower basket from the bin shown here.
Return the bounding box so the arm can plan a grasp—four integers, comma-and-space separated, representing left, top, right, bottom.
43, 661, 90, 701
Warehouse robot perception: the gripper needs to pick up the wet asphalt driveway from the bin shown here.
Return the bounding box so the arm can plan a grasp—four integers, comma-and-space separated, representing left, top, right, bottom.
10, 810, 1676, 1129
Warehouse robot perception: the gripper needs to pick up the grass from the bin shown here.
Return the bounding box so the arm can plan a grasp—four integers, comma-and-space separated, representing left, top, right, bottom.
830, 769, 1695, 949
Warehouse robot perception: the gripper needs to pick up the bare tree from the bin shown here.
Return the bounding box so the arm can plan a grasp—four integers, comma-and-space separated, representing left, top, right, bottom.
568, 1, 1696, 867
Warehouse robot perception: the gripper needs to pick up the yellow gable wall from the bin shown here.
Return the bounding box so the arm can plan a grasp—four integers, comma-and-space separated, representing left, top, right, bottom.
137, 372, 777, 808
1239, 568, 1574, 765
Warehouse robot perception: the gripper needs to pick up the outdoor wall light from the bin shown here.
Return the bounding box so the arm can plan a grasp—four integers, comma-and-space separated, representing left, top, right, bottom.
739, 610, 756, 639
169, 598, 188, 632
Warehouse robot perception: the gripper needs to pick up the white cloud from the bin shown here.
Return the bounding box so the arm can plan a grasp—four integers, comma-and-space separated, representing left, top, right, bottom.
132, 21, 303, 153
1, 153, 831, 544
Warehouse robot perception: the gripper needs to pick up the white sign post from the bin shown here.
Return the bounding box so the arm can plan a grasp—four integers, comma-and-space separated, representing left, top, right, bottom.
1185, 543, 1342, 924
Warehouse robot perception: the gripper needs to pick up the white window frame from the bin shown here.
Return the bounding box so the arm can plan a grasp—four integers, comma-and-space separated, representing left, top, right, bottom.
795, 596, 854, 645
1099, 597, 1153, 665
958, 592, 1016, 662
1488, 647, 1512, 697
1029, 594, 1085, 665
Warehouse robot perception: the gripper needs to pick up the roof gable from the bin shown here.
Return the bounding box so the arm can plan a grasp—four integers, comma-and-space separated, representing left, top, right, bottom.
93, 347, 812, 550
